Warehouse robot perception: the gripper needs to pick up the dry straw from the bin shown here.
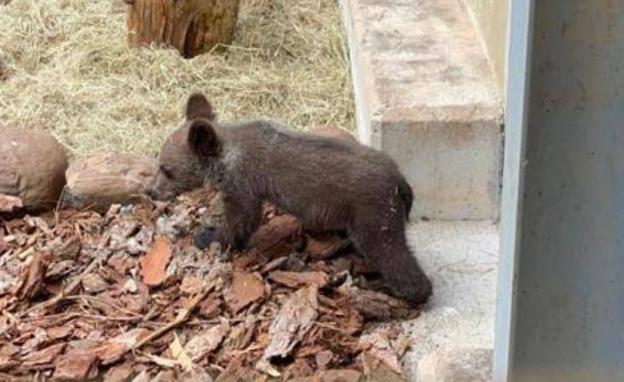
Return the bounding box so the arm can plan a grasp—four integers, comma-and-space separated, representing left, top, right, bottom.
0, 0, 354, 157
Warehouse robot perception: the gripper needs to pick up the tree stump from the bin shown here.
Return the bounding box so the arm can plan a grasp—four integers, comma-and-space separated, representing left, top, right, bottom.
126, 0, 240, 58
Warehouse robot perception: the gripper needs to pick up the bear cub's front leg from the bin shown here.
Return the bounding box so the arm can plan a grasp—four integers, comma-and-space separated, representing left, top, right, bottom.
194, 192, 262, 252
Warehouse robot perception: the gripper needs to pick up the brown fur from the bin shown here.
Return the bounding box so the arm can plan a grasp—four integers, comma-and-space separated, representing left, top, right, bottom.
309, 126, 358, 143
148, 94, 432, 305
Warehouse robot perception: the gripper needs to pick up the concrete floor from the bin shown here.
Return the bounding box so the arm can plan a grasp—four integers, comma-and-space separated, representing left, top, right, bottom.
401, 221, 499, 380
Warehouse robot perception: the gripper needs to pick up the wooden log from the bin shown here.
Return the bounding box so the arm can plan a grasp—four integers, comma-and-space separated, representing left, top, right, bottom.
126, 0, 240, 58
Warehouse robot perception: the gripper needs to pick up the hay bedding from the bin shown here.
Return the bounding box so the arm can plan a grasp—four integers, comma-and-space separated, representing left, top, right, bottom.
0, 0, 354, 157
0, 191, 415, 381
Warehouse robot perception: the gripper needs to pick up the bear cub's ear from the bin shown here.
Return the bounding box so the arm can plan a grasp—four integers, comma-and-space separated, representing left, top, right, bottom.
186, 93, 216, 121
188, 119, 221, 158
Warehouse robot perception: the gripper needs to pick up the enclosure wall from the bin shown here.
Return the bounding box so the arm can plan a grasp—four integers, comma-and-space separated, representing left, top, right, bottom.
462, 0, 509, 91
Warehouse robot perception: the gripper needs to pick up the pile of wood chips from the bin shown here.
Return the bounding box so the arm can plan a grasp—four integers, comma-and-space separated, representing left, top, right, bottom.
0, 190, 416, 381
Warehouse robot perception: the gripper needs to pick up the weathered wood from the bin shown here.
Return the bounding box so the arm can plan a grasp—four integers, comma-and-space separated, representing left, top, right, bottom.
126, 0, 240, 58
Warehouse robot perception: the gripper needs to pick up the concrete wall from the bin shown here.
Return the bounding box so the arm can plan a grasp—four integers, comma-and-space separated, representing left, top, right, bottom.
461, 0, 509, 91
340, 0, 503, 220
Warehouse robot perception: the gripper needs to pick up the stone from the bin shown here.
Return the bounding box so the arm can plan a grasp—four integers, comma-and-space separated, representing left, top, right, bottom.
64, 152, 157, 212
416, 348, 492, 382
0, 127, 68, 211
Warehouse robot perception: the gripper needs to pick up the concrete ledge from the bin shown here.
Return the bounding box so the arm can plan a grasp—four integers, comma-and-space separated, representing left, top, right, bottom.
340, 0, 503, 220
417, 348, 493, 382
401, 221, 498, 380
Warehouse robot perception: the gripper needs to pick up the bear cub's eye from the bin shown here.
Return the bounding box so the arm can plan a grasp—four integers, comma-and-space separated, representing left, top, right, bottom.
160, 165, 174, 179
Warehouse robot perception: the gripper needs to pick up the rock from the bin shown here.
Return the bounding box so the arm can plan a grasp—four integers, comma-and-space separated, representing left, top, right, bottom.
0, 127, 68, 211
309, 127, 357, 143
416, 348, 493, 382
64, 152, 157, 212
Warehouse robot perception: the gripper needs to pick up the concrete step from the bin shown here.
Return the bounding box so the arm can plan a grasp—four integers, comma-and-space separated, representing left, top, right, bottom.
339, 0, 503, 220
402, 221, 498, 380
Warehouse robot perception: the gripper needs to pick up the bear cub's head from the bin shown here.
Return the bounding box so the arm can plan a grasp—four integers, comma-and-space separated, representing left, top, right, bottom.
148, 93, 222, 200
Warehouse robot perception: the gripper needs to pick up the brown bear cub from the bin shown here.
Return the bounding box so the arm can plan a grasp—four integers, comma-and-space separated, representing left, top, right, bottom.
149, 93, 432, 305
